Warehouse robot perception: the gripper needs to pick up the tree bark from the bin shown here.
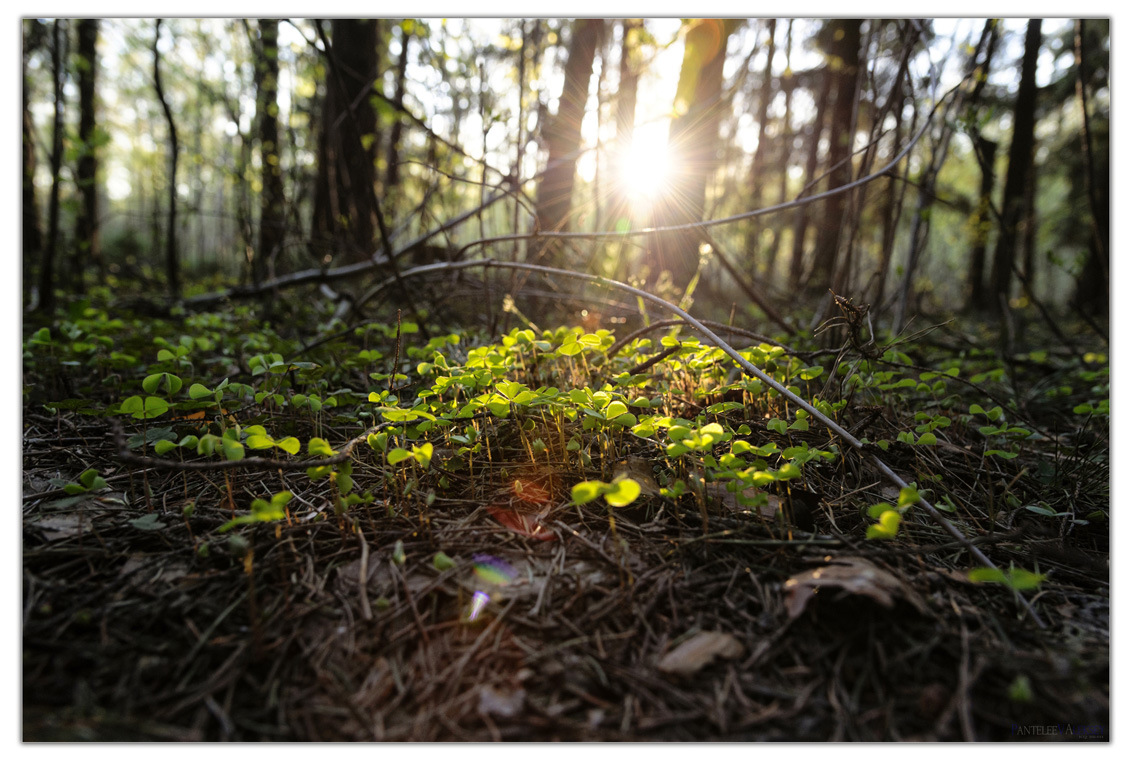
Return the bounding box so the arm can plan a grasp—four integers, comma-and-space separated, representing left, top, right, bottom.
73, 19, 101, 293
1072, 19, 1109, 313
535, 18, 602, 265
23, 20, 44, 303
788, 69, 831, 289
767, 20, 794, 279
384, 22, 411, 191
312, 19, 380, 264
967, 136, 998, 309
153, 19, 181, 300
745, 19, 776, 268
989, 19, 1041, 310
38, 20, 66, 315
652, 18, 738, 288
255, 19, 285, 287
808, 19, 862, 290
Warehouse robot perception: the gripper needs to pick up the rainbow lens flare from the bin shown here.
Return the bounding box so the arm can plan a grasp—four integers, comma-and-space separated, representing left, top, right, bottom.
465, 555, 517, 623
467, 590, 490, 622
472, 554, 516, 586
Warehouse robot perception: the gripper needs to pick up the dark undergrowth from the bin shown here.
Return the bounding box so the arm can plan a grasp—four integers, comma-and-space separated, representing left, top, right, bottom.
21, 280, 1109, 741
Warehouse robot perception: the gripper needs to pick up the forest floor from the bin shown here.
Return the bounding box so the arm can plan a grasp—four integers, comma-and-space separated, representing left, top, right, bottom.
21, 283, 1109, 741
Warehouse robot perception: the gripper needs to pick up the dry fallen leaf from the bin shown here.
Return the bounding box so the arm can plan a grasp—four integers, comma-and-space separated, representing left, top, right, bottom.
705, 482, 780, 519
658, 631, 744, 677
612, 457, 660, 497
784, 556, 927, 620
486, 504, 556, 541
29, 513, 93, 541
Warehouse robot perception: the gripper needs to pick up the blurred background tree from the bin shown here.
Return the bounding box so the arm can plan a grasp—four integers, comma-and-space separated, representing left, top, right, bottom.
21, 18, 1109, 328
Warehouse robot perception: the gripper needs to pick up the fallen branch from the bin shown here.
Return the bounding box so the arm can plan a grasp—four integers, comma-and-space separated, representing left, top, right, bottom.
183, 188, 514, 308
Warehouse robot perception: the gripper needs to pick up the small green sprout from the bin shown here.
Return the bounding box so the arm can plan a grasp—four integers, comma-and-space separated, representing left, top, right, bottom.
571, 478, 641, 508
63, 468, 108, 495
217, 491, 293, 533
968, 564, 1047, 591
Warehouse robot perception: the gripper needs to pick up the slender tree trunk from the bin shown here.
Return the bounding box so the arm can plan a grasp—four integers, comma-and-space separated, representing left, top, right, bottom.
23, 21, 44, 303
967, 136, 998, 309
892, 20, 998, 326
535, 18, 602, 265
192, 84, 204, 269
611, 18, 641, 227
809, 19, 862, 290
38, 20, 66, 315
745, 20, 776, 269
1021, 154, 1038, 292
990, 19, 1041, 310
312, 19, 380, 264
1072, 19, 1109, 313
255, 19, 284, 287
385, 22, 411, 191
74, 19, 101, 293
767, 20, 793, 279
789, 69, 831, 289
872, 86, 907, 308
653, 18, 738, 288
153, 19, 181, 300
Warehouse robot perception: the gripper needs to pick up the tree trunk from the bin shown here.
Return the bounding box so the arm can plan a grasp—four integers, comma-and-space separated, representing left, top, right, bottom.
384, 22, 411, 191
872, 81, 908, 308
989, 19, 1041, 310
967, 136, 998, 309
611, 18, 641, 228
652, 18, 738, 289
74, 19, 102, 293
38, 19, 66, 315
1072, 19, 1109, 314
1021, 152, 1038, 293
255, 19, 285, 287
893, 19, 997, 327
22, 21, 44, 303
767, 20, 794, 279
788, 69, 831, 289
153, 19, 181, 300
809, 19, 862, 290
312, 19, 380, 264
745, 19, 776, 269
535, 18, 602, 265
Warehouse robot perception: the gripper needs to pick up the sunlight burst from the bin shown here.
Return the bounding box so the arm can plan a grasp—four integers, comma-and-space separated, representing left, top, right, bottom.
617, 129, 673, 208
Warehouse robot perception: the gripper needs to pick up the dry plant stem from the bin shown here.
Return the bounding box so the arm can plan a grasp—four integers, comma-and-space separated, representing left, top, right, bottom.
373, 258, 1047, 628
357, 529, 373, 621
697, 228, 791, 334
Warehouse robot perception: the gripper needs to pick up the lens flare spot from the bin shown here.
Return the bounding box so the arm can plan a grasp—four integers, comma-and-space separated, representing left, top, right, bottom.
467, 590, 490, 622
473, 554, 516, 586
511, 478, 549, 505
617, 126, 674, 209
